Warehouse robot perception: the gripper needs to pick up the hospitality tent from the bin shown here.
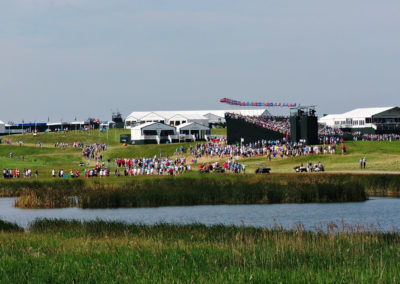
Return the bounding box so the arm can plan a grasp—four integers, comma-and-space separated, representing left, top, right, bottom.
131, 122, 177, 144
319, 107, 400, 134
176, 122, 210, 141
125, 109, 271, 128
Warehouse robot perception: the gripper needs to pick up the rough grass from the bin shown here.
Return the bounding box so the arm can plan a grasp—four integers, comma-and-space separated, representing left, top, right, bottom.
0, 219, 398, 283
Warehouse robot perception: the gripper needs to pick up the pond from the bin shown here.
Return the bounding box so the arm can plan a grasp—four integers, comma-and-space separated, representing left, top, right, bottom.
1, 197, 399, 231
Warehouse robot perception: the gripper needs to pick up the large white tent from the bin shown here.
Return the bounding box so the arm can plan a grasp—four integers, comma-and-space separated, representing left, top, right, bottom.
319, 107, 400, 132
125, 109, 271, 128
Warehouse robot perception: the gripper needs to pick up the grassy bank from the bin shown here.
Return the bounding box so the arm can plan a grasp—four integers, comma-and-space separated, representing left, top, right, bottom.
0, 219, 399, 282
4, 174, 368, 208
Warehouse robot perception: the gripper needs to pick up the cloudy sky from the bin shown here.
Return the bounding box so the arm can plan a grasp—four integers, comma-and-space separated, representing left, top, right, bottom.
1, 0, 399, 122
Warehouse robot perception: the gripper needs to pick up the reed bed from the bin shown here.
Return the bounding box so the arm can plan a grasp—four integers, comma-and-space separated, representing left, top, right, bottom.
9, 175, 367, 209
0, 218, 399, 283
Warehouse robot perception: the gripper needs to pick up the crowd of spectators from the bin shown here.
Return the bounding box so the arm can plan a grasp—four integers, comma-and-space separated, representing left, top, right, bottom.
82, 143, 107, 160
114, 156, 191, 176
189, 140, 337, 161
198, 159, 246, 174
226, 113, 400, 143
2, 168, 38, 178
354, 134, 400, 141
226, 113, 291, 136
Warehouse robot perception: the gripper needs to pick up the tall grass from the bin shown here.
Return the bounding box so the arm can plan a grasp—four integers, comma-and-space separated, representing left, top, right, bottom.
10, 174, 368, 209
0, 218, 398, 283
0, 219, 24, 232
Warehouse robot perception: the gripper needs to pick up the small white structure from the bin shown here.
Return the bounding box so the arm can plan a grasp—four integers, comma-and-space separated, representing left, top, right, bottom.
46, 122, 71, 132
100, 121, 116, 130
131, 122, 177, 144
319, 107, 400, 133
0, 120, 5, 134
176, 122, 210, 141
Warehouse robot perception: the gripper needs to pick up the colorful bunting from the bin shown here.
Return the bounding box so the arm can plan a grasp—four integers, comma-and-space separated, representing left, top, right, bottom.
219, 98, 297, 107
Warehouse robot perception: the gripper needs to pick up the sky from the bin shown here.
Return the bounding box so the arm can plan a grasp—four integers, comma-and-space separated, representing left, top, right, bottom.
1, 0, 400, 123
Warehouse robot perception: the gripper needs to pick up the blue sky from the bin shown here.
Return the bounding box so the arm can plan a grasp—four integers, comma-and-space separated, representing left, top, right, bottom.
1, 0, 400, 122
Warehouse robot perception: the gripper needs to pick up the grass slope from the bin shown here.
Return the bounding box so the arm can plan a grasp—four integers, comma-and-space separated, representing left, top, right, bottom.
1, 133, 400, 176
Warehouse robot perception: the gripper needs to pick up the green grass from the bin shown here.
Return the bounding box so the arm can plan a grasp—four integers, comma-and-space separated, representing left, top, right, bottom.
345, 141, 400, 154
0, 219, 399, 283
2, 132, 400, 175
1, 129, 130, 146
210, 128, 227, 135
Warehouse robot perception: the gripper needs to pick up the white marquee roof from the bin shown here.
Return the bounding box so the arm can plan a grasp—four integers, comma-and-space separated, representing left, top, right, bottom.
341, 107, 395, 118
176, 122, 210, 131
131, 122, 175, 130
0, 120, 5, 125
126, 109, 271, 121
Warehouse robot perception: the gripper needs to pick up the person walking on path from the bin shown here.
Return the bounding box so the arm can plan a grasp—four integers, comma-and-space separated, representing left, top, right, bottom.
360, 158, 363, 170
363, 157, 366, 169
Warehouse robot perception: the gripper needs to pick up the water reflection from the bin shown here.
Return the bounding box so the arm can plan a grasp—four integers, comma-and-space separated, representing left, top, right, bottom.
0, 197, 399, 231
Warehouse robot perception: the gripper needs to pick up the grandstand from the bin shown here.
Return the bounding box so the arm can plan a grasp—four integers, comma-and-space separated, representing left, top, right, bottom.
225, 113, 287, 145
225, 106, 319, 145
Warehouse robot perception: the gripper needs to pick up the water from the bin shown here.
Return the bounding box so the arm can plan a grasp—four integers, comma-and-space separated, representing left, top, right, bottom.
1, 197, 399, 231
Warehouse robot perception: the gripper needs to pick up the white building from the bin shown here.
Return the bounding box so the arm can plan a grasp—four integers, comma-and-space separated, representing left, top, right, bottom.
125, 109, 271, 128
0, 120, 5, 134
319, 107, 400, 133
176, 122, 210, 141
131, 122, 177, 145
46, 122, 71, 132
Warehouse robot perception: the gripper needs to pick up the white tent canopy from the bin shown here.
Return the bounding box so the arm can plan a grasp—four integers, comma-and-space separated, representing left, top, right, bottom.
319, 107, 400, 129
176, 122, 210, 141
131, 122, 177, 144
125, 109, 271, 128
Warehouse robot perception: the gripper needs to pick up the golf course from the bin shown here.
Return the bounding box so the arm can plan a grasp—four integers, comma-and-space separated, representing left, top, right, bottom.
0, 130, 400, 282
